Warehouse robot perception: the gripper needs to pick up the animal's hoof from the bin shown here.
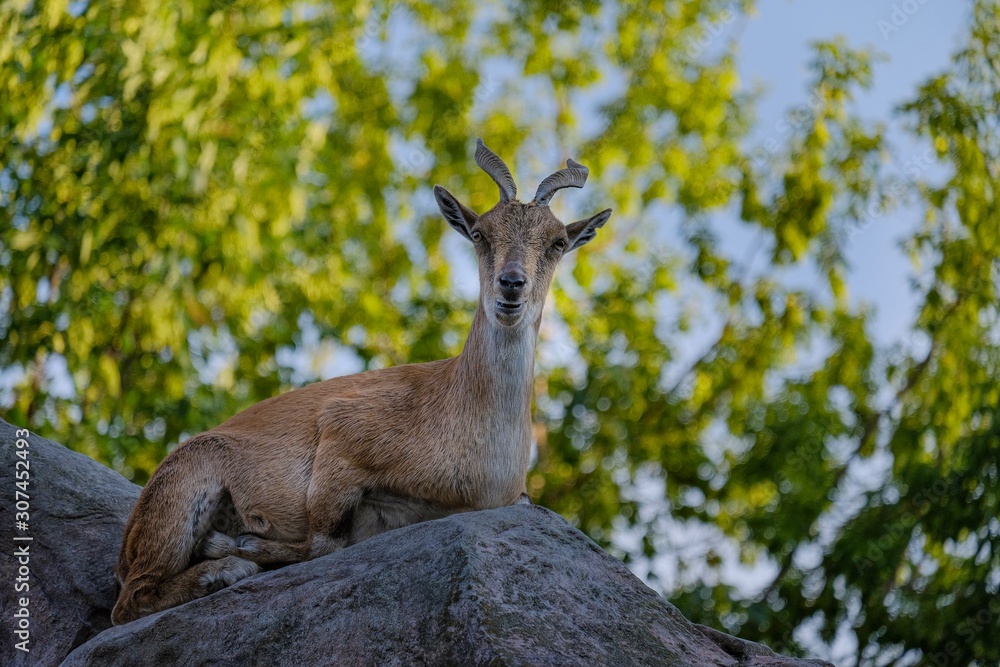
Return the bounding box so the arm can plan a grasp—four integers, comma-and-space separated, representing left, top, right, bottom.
199, 531, 237, 558
219, 556, 260, 585
235, 534, 262, 555
200, 555, 260, 594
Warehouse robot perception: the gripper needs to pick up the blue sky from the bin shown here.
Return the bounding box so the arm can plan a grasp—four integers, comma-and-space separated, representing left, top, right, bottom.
739, 0, 967, 345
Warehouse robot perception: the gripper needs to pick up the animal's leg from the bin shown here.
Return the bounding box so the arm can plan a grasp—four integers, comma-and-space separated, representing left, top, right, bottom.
113, 556, 259, 625
230, 534, 313, 564
113, 436, 235, 625
232, 456, 365, 565
304, 455, 367, 552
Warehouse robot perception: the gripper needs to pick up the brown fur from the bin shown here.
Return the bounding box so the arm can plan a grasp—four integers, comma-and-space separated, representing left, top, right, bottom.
111, 143, 612, 625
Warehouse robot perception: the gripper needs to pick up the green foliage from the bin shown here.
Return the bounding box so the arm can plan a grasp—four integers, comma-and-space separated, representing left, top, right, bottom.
2, 1, 998, 664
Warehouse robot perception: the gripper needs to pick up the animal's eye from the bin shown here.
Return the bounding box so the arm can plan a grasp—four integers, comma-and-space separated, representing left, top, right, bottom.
551, 238, 567, 252
471, 230, 483, 242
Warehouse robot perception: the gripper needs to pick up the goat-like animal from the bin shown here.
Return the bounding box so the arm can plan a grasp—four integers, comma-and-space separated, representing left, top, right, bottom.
111, 140, 612, 625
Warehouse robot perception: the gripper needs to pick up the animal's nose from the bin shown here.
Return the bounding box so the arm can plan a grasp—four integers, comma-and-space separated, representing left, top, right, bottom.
498, 268, 527, 290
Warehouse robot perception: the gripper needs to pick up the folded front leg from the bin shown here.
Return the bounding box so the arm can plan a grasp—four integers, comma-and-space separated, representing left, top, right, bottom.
232, 533, 346, 565
233, 454, 367, 565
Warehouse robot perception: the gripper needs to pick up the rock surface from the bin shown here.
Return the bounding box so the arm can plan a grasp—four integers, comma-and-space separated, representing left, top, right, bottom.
0, 418, 141, 667
0, 418, 832, 666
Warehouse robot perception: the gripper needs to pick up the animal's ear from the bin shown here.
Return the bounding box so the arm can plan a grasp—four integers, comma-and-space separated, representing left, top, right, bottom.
565, 208, 612, 251
434, 185, 480, 242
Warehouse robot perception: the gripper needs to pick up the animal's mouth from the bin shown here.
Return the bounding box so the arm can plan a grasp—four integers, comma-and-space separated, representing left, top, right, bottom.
494, 300, 525, 324
495, 300, 524, 314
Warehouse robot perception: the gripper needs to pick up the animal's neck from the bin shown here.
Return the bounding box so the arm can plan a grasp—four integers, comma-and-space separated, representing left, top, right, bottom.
453, 303, 536, 420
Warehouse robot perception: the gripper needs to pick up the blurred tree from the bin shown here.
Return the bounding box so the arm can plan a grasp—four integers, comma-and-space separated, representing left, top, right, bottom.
1, 0, 997, 665
698, 4, 1000, 665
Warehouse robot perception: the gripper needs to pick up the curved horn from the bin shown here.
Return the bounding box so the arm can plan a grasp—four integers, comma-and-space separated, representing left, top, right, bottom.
475, 138, 517, 202
532, 158, 589, 206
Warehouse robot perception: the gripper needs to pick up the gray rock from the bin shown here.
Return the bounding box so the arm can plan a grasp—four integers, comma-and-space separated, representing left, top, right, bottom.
0, 417, 832, 666
0, 418, 141, 667
63, 507, 830, 667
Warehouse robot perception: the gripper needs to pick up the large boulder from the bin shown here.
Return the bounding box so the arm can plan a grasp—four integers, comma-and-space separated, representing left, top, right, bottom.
0, 418, 832, 666
0, 419, 141, 667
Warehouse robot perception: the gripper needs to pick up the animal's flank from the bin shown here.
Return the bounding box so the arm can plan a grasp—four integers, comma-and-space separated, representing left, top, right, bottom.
111, 139, 612, 624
